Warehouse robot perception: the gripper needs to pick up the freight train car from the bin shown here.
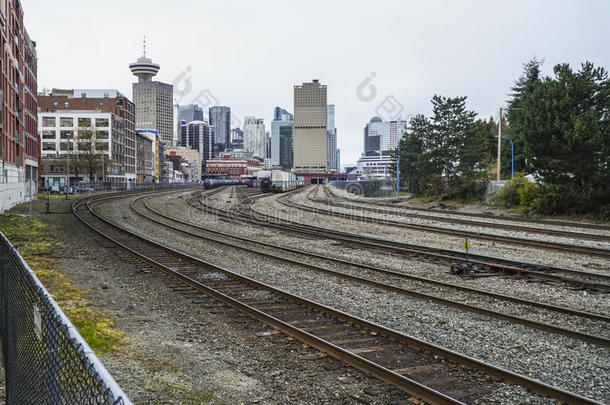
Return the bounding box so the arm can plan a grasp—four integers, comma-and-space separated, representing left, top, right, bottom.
260, 170, 305, 193
202, 178, 248, 189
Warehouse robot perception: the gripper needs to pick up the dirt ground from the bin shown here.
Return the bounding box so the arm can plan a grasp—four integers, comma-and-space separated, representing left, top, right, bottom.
1, 196, 409, 405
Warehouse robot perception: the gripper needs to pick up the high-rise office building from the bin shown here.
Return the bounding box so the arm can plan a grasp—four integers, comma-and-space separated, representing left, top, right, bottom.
359, 117, 407, 180
180, 120, 213, 176
229, 128, 244, 149
242, 117, 266, 158
1, 3, 38, 213
130, 43, 174, 146
293, 80, 327, 172
274, 106, 293, 121
327, 104, 337, 172
209, 106, 231, 150
336, 149, 341, 172
271, 110, 294, 169
363, 116, 406, 155
179, 104, 204, 123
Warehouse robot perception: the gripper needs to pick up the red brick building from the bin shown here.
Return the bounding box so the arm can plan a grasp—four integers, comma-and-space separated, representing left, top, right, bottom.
205, 153, 264, 178
0, 0, 38, 212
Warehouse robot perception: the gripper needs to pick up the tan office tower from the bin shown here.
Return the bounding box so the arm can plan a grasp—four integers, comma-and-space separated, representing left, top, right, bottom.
293, 80, 327, 172
129, 41, 174, 146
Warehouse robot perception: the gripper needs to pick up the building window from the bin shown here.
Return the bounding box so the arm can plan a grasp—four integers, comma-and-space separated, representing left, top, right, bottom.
96, 143, 108, 151
60, 117, 73, 127
60, 130, 74, 139
97, 130, 109, 140
42, 142, 56, 151
81, 93, 86, 98
42, 130, 56, 139
78, 118, 91, 127
42, 117, 56, 127
64, 102, 69, 108
53, 101, 58, 108
95, 118, 109, 127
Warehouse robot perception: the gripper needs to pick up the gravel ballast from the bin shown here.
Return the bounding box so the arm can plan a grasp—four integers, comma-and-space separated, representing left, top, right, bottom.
95, 191, 610, 403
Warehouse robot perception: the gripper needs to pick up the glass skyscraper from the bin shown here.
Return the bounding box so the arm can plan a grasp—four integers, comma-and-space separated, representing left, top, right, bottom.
327, 104, 337, 172
179, 105, 204, 123
209, 106, 231, 150
271, 109, 294, 169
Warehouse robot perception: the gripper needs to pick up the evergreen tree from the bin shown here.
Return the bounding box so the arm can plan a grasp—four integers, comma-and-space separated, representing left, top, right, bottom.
400, 114, 431, 195
397, 96, 490, 199
428, 95, 477, 196
450, 119, 494, 198
506, 58, 543, 174
517, 61, 610, 214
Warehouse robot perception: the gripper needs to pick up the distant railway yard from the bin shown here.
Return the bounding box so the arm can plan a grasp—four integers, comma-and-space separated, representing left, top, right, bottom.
55, 184, 608, 404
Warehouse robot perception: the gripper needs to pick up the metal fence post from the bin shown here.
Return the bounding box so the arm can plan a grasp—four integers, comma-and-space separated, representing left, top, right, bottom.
0, 232, 131, 404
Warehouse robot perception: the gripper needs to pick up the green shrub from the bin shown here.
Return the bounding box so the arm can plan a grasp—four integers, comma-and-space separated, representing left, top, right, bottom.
518, 181, 538, 207
496, 172, 538, 208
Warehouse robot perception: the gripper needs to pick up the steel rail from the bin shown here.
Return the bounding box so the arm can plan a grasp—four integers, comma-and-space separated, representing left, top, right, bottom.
282, 186, 610, 258
130, 193, 610, 347
183, 193, 610, 322
197, 188, 610, 292
314, 185, 610, 243
72, 194, 605, 405
324, 185, 610, 232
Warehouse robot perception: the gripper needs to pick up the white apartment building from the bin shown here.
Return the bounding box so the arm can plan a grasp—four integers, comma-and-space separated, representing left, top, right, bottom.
356, 152, 396, 180
364, 117, 407, 153
243, 116, 266, 158
39, 110, 126, 187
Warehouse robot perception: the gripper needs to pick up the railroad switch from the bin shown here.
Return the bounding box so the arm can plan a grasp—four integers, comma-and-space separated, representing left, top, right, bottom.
451, 262, 476, 275
451, 262, 499, 278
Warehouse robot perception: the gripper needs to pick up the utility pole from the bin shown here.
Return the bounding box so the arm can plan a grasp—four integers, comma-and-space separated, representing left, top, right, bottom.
396, 139, 401, 194
66, 139, 71, 200
496, 107, 502, 181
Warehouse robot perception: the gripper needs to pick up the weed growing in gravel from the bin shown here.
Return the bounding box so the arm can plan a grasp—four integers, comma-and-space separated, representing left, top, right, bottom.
155, 381, 218, 404
0, 213, 124, 354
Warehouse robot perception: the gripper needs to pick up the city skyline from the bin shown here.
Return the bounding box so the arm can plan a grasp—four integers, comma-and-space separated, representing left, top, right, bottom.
26, 0, 610, 165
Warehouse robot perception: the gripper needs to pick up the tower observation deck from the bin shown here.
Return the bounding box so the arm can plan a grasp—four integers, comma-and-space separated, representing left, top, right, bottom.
129, 37, 160, 82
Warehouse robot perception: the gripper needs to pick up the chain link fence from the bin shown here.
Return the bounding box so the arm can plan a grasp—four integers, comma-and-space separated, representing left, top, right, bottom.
0, 231, 131, 405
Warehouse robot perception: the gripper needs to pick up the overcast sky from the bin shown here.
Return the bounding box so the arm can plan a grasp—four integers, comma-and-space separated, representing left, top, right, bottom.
27, 0, 610, 166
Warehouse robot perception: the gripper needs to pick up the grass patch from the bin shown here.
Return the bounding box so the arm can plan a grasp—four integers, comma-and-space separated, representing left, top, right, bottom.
155, 381, 217, 405
37, 192, 71, 200
0, 213, 124, 354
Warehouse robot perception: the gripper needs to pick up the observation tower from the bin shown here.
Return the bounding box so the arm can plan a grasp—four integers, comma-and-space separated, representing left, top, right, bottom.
129, 37, 160, 83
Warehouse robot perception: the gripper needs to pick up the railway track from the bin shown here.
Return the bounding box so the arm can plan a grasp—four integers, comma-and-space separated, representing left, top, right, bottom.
73, 192, 605, 405
324, 184, 610, 232
131, 191, 610, 347
282, 186, 610, 258
197, 187, 610, 292
314, 185, 610, 243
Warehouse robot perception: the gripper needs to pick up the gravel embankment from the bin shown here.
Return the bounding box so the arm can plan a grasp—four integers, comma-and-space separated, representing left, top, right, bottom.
301, 188, 610, 250
143, 192, 610, 338
250, 188, 610, 276
96, 192, 610, 403
326, 185, 610, 238
158, 189, 610, 316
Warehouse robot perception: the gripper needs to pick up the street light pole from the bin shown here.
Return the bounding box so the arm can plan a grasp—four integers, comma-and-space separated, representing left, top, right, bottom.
396, 139, 401, 194
496, 107, 502, 181
66, 136, 71, 200
500, 136, 514, 178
